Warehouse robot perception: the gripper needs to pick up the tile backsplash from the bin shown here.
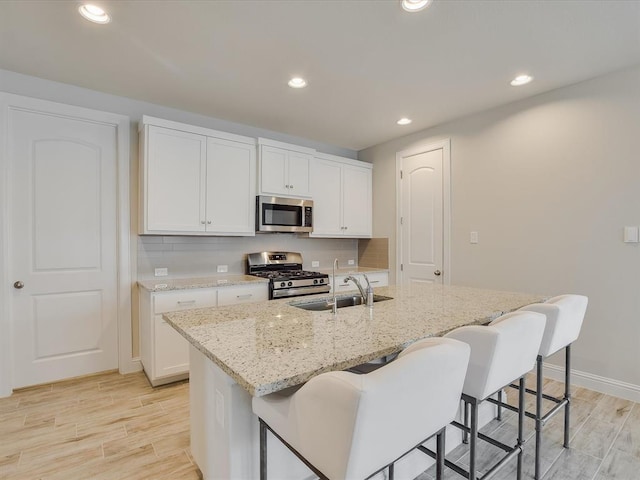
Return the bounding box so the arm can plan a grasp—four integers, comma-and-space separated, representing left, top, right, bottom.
137, 234, 359, 280
358, 238, 389, 269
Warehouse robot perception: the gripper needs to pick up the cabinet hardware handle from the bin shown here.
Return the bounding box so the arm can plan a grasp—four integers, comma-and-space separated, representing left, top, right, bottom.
237, 294, 253, 299
207, 221, 212, 224
201, 221, 205, 225
371, 281, 380, 284
434, 270, 442, 276
289, 185, 293, 189
14, 281, 24, 289
177, 300, 197, 305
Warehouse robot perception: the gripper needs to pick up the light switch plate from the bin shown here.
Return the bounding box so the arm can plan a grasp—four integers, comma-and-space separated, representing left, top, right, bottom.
154, 267, 168, 277
217, 265, 228, 273
470, 231, 479, 244
348, 259, 355, 266
623, 226, 639, 243
311, 261, 320, 268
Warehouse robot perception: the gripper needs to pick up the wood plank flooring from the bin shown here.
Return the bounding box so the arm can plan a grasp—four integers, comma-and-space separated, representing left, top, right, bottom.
0, 371, 638, 479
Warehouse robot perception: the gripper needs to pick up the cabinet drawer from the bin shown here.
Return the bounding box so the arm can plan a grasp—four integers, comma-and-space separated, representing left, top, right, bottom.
366, 272, 389, 287
217, 284, 268, 306
153, 288, 217, 314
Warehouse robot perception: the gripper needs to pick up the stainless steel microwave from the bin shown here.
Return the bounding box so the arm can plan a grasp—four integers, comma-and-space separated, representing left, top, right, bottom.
256, 196, 313, 233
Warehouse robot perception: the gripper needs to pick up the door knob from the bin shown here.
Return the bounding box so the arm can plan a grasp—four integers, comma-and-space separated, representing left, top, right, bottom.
434, 270, 441, 276
14, 281, 24, 289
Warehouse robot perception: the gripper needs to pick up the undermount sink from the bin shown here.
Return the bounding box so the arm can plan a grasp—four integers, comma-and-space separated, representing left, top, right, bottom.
292, 294, 393, 311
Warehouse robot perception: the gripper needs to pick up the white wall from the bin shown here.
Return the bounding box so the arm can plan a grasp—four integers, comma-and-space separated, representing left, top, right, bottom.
359, 65, 640, 391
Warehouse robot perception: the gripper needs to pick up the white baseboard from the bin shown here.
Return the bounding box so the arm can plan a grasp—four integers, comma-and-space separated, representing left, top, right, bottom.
119, 356, 142, 375
543, 362, 640, 403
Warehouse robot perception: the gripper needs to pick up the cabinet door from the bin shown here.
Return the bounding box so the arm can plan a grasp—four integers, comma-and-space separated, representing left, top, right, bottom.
154, 316, 190, 378
310, 159, 343, 236
342, 165, 372, 237
287, 152, 311, 197
145, 126, 207, 232
206, 138, 256, 235
260, 145, 288, 195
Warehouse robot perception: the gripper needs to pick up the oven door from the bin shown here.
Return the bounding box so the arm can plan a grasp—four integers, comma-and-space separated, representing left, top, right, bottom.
257, 196, 313, 233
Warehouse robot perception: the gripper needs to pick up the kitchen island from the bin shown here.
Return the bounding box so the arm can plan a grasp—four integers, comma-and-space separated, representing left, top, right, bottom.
165, 283, 546, 480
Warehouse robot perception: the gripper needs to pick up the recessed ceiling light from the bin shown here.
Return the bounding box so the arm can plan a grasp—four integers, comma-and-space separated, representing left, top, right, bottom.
288, 77, 307, 89
510, 74, 534, 86
78, 4, 111, 24
401, 0, 433, 13
397, 118, 412, 126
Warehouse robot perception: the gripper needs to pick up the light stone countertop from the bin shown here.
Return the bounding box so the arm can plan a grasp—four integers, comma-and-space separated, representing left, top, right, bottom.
164, 283, 547, 397
138, 275, 268, 292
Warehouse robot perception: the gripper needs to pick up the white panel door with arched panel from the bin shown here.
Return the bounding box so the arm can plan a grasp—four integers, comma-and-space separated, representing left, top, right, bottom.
397, 140, 450, 285
8, 105, 120, 388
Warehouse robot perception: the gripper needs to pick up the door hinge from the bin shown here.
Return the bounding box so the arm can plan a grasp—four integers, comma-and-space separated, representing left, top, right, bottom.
400, 170, 403, 179
400, 264, 404, 271
400, 217, 403, 225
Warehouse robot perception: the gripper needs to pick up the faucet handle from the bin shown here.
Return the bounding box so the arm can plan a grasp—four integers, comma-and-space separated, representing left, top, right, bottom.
361, 273, 372, 289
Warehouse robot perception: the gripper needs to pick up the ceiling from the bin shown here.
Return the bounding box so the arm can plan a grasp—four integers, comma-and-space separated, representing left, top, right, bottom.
1, 1, 639, 151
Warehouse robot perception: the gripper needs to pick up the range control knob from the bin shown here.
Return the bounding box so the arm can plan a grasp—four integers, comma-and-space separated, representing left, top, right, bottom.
287, 281, 293, 287
280, 282, 286, 287
319, 278, 325, 284
313, 279, 318, 284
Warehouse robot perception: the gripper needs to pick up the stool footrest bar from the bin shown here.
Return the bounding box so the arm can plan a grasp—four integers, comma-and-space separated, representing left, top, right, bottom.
418, 446, 470, 479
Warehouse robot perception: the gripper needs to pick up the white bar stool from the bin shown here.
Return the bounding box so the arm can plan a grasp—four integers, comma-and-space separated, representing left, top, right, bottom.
252, 337, 470, 480
437, 311, 546, 480
505, 294, 588, 480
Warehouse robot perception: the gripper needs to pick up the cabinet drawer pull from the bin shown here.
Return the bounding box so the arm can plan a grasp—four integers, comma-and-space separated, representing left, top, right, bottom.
236, 294, 253, 299
177, 300, 197, 305
370, 281, 380, 284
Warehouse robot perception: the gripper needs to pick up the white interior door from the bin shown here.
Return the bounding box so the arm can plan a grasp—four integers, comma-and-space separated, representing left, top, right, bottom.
9, 107, 119, 388
397, 140, 450, 285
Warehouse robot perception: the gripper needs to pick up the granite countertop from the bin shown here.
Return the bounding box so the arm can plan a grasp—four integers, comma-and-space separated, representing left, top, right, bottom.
138, 275, 268, 292
164, 283, 546, 397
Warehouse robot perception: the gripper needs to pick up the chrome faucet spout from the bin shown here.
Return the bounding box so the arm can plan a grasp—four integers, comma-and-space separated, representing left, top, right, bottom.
343, 275, 367, 301
329, 259, 338, 315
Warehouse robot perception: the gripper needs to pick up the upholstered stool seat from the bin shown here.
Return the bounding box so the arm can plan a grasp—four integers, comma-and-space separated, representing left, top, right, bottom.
252, 337, 470, 480
434, 311, 547, 480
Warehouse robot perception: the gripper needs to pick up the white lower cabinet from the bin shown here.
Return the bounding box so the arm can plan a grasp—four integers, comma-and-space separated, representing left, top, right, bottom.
329, 271, 389, 293
140, 283, 267, 386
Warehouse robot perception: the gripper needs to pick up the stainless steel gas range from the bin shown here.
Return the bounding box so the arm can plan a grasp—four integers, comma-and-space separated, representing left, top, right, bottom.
247, 252, 330, 299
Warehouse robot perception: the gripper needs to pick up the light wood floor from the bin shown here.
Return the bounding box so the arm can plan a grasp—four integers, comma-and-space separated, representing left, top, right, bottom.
1, 371, 638, 479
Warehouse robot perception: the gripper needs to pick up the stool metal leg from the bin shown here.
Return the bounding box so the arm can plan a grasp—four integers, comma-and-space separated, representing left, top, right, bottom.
469, 398, 479, 480
463, 399, 470, 444
259, 419, 268, 480
436, 428, 445, 480
517, 376, 525, 480
497, 390, 503, 421
388, 463, 394, 480
564, 344, 571, 447
535, 355, 543, 480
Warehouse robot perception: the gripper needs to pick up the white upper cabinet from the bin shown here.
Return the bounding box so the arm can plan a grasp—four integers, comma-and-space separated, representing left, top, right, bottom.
310, 153, 372, 238
258, 138, 314, 198
139, 116, 256, 235
144, 126, 207, 232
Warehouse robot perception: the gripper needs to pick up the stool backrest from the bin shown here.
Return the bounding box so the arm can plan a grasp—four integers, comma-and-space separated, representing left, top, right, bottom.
518, 294, 588, 358
291, 337, 470, 480
445, 311, 546, 400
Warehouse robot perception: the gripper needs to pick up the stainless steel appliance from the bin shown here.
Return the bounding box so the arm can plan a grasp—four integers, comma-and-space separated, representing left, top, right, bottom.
247, 251, 329, 299
256, 196, 313, 233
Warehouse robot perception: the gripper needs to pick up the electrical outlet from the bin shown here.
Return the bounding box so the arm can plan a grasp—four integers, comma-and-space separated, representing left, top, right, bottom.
217, 265, 228, 273
348, 259, 355, 266
311, 261, 320, 268
154, 267, 168, 277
